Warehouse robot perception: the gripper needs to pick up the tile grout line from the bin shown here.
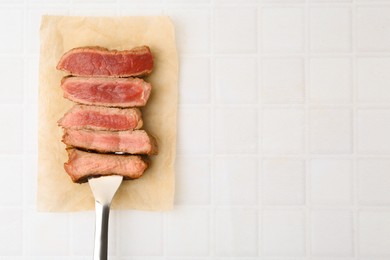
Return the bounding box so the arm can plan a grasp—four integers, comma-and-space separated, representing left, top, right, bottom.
257, 2, 264, 258
209, 0, 216, 258
304, 0, 311, 258
351, 0, 359, 258
155, 204, 390, 210
179, 103, 390, 109
251, 4, 261, 257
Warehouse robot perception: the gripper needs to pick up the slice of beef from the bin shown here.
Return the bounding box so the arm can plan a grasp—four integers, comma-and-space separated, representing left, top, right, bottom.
62, 129, 158, 155
58, 105, 143, 131
57, 46, 153, 77
64, 148, 148, 183
61, 77, 152, 107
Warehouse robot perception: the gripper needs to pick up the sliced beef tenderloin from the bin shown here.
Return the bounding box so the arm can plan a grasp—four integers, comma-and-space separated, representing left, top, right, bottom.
61, 77, 152, 107
62, 129, 158, 155
57, 46, 153, 77
64, 148, 148, 183
58, 105, 143, 131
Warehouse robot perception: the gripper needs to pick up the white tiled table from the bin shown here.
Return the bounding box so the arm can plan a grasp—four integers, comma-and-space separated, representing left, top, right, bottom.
1, 0, 390, 259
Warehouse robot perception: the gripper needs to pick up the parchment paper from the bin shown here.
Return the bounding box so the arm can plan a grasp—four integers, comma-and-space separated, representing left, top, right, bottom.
37, 15, 178, 212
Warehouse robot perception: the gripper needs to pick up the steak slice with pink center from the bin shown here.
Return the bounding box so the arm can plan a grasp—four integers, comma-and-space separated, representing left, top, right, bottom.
56, 46, 153, 77
62, 129, 158, 155
61, 76, 152, 107
58, 105, 143, 131
64, 148, 148, 183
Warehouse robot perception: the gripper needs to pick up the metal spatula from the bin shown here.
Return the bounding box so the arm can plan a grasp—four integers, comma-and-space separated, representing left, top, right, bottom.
89, 175, 123, 260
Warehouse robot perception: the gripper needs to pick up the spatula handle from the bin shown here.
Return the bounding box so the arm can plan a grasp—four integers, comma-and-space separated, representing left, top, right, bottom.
93, 201, 110, 260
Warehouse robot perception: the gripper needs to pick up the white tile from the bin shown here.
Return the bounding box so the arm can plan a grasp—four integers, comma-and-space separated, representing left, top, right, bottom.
28, 0, 69, 3
262, 210, 305, 256
167, 9, 210, 53
309, 109, 352, 154
262, 159, 305, 205
121, 258, 164, 260
214, 156, 257, 205
215, 208, 258, 256
166, 258, 210, 260
357, 109, 390, 153
358, 159, 390, 205
175, 156, 210, 205
179, 57, 210, 104
0, 9, 23, 53
71, 211, 116, 256
2, 0, 23, 3
310, 7, 351, 52
177, 108, 210, 154
21, 255, 83, 260
309, 58, 352, 103
311, 0, 351, 2
262, 108, 305, 154
70, 8, 118, 16
27, 8, 69, 54
167, 0, 208, 3
0, 156, 22, 207
0, 58, 23, 104
0, 209, 22, 255
262, 58, 304, 104
165, 208, 209, 256
357, 7, 390, 51
310, 159, 352, 205
216, 0, 255, 2
311, 210, 353, 256
25, 57, 39, 104
261, 7, 304, 52
357, 58, 390, 103
0, 106, 22, 154
215, 57, 257, 104
119, 8, 163, 16
23, 155, 37, 206
118, 211, 162, 256
263, 0, 304, 2
73, 0, 115, 3
71, 212, 94, 255
215, 7, 257, 53
27, 257, 92, 260
359, 211, 390, 256
215, 108, 257, 154
119, 0, 161, 3
26, 211, 69, 255
23, 105, 38, 154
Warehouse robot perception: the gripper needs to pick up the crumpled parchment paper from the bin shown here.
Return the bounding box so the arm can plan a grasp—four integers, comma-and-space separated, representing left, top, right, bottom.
37, 15, 178, 212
